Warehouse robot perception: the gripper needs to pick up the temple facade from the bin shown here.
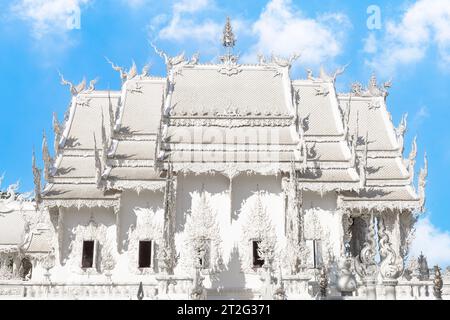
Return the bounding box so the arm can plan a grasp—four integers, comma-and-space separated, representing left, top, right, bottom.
0, 19, 448, 300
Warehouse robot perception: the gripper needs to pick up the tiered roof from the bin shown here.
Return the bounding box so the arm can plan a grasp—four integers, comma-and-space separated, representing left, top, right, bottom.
36, 21, 426, 214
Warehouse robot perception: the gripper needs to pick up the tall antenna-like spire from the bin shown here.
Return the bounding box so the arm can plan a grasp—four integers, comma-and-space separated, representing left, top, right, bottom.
222, 17, 236, 51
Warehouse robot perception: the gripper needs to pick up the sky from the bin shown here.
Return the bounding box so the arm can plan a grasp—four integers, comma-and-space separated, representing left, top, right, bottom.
0, 0, 449, 266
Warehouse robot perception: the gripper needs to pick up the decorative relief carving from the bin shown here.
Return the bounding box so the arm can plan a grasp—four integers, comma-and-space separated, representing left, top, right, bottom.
180, 191, 223, 274
68, 214, 108, 275
240, 190, 277, 272
378, 216, 403, 280
127, 207, 164, 274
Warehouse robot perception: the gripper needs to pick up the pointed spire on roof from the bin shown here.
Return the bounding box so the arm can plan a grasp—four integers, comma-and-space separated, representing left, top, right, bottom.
222, 17, 236, 50
42, 130, 53, 181
32, 148, 42, 203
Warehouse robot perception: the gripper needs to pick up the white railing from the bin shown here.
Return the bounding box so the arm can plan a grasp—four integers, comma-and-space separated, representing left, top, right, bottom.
0, 277, 194, 300
1, 277, 449, 300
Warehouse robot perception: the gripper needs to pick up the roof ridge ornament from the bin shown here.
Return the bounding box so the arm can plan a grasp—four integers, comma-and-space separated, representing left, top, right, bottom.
150, 42, 186, 73
85, 78, 99, 93
351, 72, 392, 97
58, 71, 86, 96
270, 53, 300, 69
315, 63, 350, 83
105, 57, 140, 83
218, 17, 241, 76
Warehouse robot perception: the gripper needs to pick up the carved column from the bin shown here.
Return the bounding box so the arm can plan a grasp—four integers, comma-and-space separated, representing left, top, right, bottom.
57, 208, 64, 265
354, 213, 378, 300
342, 211, 353, 257
378, 215, 403, 300
160, 166, 177, 274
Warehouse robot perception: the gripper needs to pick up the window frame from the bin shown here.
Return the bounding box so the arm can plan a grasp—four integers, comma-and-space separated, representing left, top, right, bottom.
138, 240, 153, 269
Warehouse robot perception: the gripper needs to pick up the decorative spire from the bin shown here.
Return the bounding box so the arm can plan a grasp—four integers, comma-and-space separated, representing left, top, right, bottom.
408, 136, 417, 184
222, 17, 236, 50
42, 130, 53, 181
52, 112, 61, 154
93, 134, 102, 188
108, 90, 116, 136
418, 152, 428, 211
101, 112, 109, 167
32, 148, 42, 203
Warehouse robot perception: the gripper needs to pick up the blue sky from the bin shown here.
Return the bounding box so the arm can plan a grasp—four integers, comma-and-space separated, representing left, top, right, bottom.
0, 0, 449, 265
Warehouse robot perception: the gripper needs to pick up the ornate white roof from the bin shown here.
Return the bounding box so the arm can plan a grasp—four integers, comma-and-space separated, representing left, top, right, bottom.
35, 30, 425, 213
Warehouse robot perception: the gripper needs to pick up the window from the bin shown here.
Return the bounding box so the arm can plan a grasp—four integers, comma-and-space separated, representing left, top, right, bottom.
82, 240, 95, 268
138, 241, 152, 268
252, 241, 264, 268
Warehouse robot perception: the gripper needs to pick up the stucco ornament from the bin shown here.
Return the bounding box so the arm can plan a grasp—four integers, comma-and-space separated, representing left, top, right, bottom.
181, 191, 223, 274
240, 190, 277, 272
378, 216, 404, 280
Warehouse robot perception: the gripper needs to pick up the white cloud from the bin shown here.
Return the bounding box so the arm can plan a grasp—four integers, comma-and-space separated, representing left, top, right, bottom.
11, 0, 91, 38
123, 0, 148, 9
411, 105, 430, 129
363, 32, 378, 54
410, 215, 450, 267
155, 0, 222, 46
365, 0, 450, 75
247, 0, 351, 66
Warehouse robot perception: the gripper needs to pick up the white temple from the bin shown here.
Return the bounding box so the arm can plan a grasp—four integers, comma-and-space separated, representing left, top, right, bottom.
0, 18, 448, 300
